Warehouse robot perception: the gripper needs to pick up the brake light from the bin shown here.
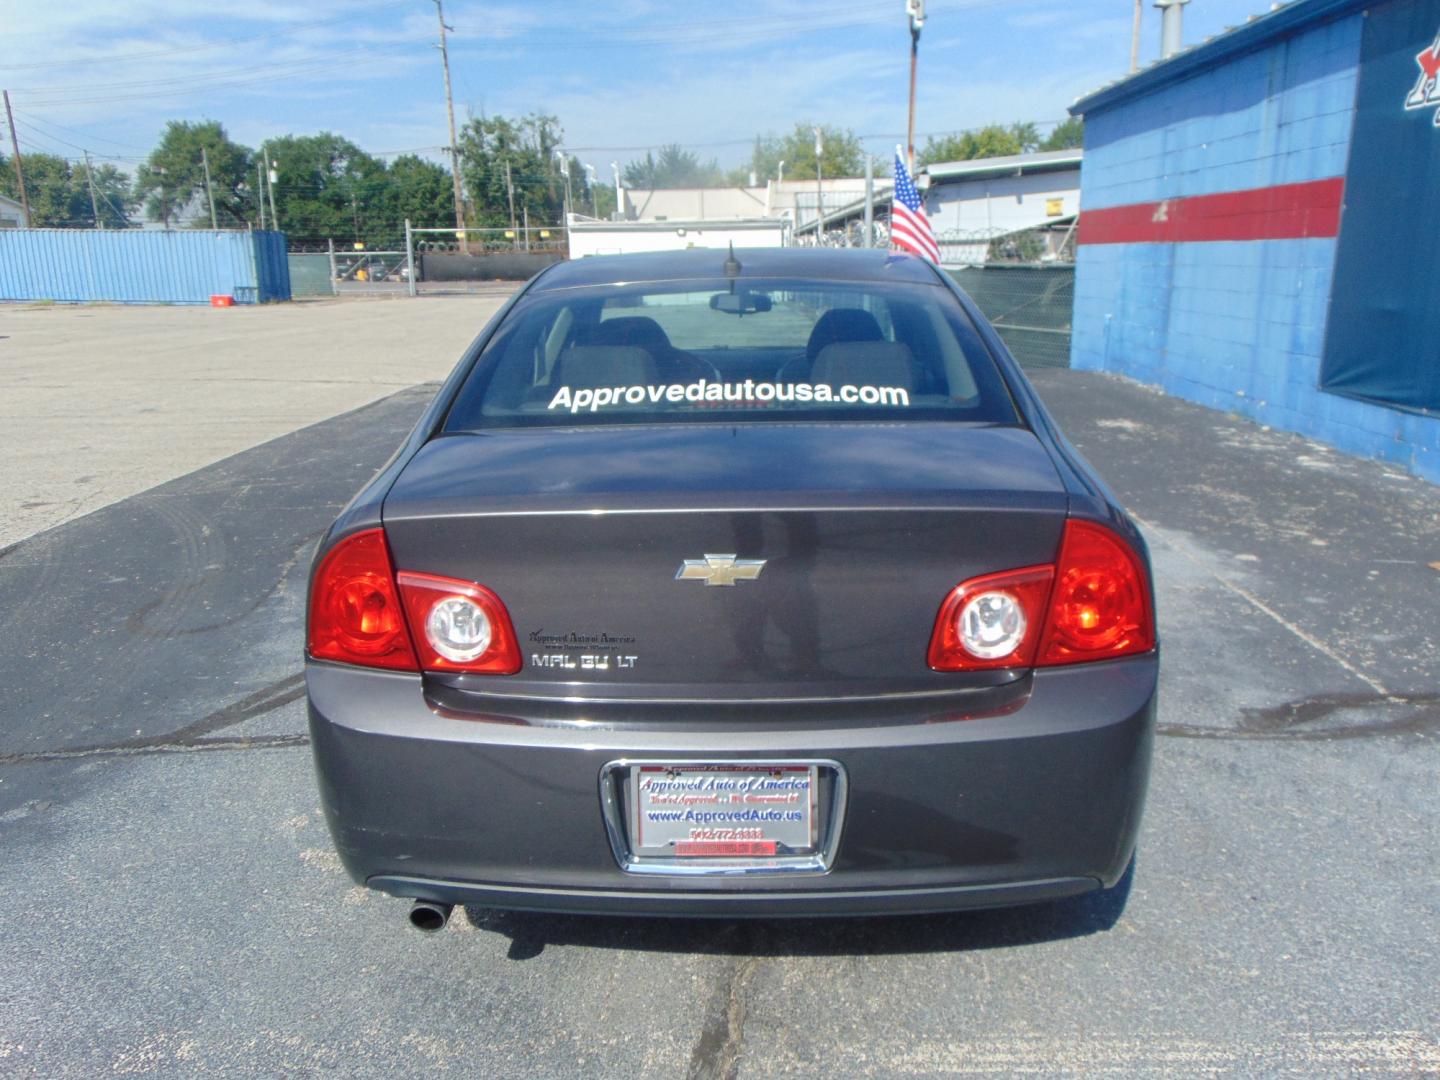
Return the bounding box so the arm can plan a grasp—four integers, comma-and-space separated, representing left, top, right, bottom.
397, 572, 522, 674
308, 529, 419, 671
928, 519, 1154, 671
1038, 519, 1154, 665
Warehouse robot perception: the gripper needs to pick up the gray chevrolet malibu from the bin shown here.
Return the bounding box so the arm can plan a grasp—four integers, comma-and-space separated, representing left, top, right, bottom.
306, 248, 1157, 931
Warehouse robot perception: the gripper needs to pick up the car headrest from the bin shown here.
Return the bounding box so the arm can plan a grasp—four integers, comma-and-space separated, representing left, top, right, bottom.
585, 316, 672, 350
809, 342, 916, 394
805, 308, 885, 361
555, 345, 659, 389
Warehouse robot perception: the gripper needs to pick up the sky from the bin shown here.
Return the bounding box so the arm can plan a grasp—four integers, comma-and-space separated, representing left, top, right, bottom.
4, 0, 1283, 177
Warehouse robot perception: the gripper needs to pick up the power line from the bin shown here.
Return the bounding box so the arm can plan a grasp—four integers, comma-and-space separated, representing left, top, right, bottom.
11, 108, 153, 152
559, 118, 1073, 156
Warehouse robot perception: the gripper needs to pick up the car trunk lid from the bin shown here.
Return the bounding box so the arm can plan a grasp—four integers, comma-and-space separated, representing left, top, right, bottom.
382, 423, 1067, 694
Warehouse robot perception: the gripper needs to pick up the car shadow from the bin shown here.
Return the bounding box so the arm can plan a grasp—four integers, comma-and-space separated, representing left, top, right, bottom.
460, 859, 1135, 961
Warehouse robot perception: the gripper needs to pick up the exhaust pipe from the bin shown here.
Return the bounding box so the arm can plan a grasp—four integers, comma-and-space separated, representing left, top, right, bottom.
408, 900, 454, 933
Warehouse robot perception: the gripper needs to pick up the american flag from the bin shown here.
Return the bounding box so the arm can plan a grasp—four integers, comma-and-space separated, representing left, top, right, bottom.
889, 147, 940, 263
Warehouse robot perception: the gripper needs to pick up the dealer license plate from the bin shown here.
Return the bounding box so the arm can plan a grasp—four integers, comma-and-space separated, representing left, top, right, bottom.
630, 764, 818, 858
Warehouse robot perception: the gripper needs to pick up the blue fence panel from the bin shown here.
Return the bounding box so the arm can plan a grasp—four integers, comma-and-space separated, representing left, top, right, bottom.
0, 229, 292, 304
251, 231, 291, 303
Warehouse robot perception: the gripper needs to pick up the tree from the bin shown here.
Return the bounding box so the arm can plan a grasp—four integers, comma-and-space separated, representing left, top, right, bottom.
134, 120, 253, 227
384, 154, 454, 234
260, 132, 389, 245
588, 173, 617, 219
1040, 116, 1085, 151
748, 124, 865, 181
456, 112, 566, 229
0, 151, 132, 227
622, 144, 724, 188
84, 162, 134, 228
918, 123, 1042, 167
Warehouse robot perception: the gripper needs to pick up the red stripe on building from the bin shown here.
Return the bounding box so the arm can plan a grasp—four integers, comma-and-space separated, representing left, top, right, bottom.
1076, 177, 1344, 245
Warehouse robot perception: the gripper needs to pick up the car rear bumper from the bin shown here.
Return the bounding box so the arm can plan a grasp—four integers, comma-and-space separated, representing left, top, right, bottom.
307, 657, 1156, 917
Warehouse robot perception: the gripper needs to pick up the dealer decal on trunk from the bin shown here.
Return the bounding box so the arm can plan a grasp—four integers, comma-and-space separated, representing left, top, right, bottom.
528, 628, 639, 672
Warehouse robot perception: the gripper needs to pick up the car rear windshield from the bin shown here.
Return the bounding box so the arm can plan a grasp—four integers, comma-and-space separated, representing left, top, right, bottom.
442, 277, 1019, 430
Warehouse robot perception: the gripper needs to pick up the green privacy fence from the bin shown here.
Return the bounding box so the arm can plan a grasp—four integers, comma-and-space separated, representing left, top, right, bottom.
948, 265, 1074, 370
287, 254, 335, 297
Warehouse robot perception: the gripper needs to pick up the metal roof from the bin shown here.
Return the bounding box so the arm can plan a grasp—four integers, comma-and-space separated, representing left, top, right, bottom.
1071, 0, 1368, 115
921, 149, 1083, 183
791, 184, 895, 236
530, 248, 942, 291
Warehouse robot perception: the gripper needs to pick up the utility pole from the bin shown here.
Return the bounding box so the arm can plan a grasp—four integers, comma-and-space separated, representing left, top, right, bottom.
863, 154, 874, 248
906, 0, 925, 172
1130, 0, 1143, 72
256, 161, 266, 229
611, 161, 623, 220
3, 91, 31, 224
264, 148, 278, 229
83, 150, 102, 228
505, 159, 517, 246
1155, 0, 1189, 59
554, 151, 573, 223
813, 126, 823, 245
201, 145, 218, 229
432, 0, 468, 250
404, 219, 417, 297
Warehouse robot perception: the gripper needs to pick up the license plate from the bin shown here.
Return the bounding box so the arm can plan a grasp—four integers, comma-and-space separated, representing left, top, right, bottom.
630, 764, 818, 858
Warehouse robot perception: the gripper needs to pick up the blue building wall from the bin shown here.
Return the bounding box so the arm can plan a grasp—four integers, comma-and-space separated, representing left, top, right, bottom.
0, 229, 291, 305
1071, 8, 1440, 484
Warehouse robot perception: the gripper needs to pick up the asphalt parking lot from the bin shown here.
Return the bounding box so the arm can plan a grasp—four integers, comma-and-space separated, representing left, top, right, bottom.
1, 300, 1437, 1077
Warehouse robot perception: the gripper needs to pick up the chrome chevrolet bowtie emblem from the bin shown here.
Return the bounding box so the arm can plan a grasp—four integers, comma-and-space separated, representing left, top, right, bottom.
675, 554, 766, 587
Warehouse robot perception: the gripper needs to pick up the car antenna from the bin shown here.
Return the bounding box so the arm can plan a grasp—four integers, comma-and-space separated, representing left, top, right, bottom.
723, 241, 741, 279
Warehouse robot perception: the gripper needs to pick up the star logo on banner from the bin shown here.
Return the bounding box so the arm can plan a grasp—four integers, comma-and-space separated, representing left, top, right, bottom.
1405, 30, 1440, 125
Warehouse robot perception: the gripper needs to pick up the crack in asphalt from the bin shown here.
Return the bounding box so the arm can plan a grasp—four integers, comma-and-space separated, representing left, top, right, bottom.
1158, 691, 1440, 741
0, 674, 307, 765
686, 950, 761, 1080
0, 733, 310, 764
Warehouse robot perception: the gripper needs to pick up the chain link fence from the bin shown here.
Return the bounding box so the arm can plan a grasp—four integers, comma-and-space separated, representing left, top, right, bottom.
949, 264, 1075, 370
284, 225, 568, 297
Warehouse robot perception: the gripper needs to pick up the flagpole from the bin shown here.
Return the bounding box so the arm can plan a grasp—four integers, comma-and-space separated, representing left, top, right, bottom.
906, 1, 925, 171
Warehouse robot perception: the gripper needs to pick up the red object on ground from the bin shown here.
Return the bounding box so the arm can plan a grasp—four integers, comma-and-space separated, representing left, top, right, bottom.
209, 295, 235, 307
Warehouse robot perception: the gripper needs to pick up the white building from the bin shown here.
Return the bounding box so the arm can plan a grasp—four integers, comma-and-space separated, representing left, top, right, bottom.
622, 187, 769, 222
921, 149, 1081, 263
619, 178, 876, 230
0, 193, 30, 228
567, 216, 786, 258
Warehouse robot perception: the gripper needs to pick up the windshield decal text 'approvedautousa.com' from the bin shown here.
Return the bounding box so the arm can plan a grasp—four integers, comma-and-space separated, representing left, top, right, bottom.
548, 380, 910, 414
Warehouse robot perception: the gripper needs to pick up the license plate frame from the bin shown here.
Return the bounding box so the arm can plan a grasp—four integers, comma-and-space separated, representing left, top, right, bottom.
599, 759, 847, 876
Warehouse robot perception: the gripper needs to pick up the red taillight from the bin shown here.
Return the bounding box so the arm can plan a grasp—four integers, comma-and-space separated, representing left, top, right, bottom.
1038, 519, 1154, 665
928, 519, 1154, 672
396, 571, 522, 675
927, 566, 1055, 671
308, 532, 523, 675
308, 529, 419, 671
